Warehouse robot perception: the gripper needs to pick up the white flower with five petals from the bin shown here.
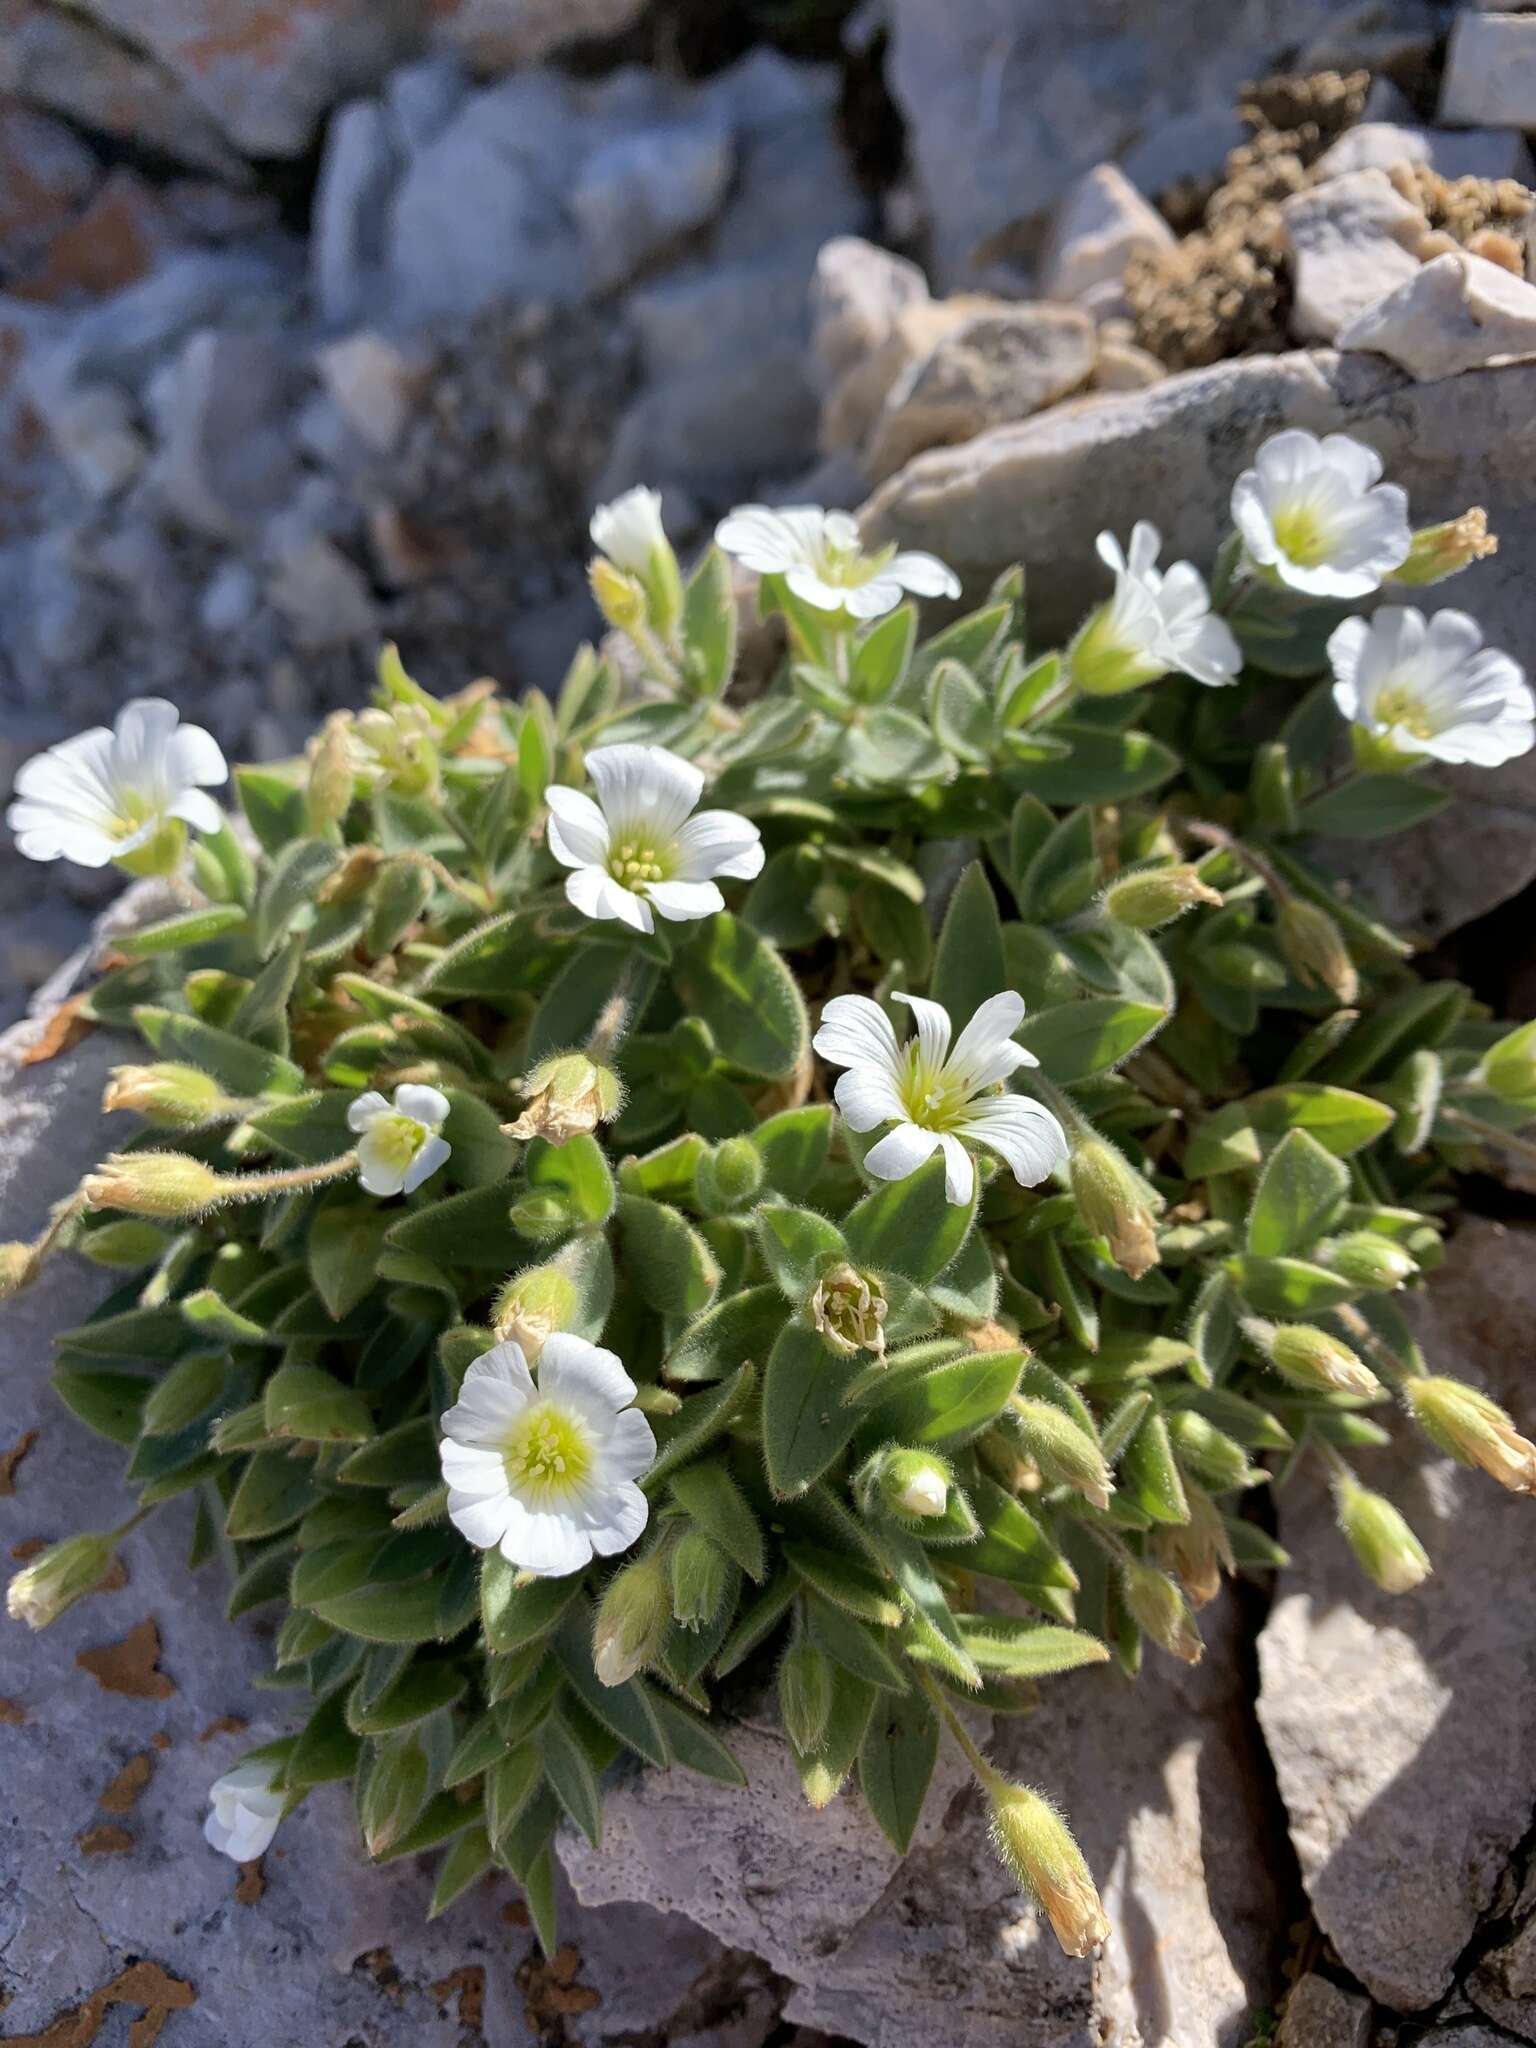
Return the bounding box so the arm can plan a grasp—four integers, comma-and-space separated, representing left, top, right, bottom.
714, 504, 961, 619
1328, 605, 1535, 768
590, 486, 667, 575
204, 1759, 285, 1863
1231, 430, 1410, 598
813, 990, 1068, 1206
545, 743, 763, 935
438, 1335, 656, 1577
1094, 523, 1242, 687
7, 697, 227, 873
348, 1083, 452, 1197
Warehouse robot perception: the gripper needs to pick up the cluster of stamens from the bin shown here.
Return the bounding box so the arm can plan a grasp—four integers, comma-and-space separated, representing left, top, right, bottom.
504, 1403, 589, 1500
1372, 688, 1435, 739
608, 839, 666, 886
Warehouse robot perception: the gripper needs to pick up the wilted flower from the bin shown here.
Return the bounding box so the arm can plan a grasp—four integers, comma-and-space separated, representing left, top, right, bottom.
714, 504, 960, 619
1392, 507, 1497, 587
1231, 430, 1410, 597
1071, 522, 1241, 694
348, 1084, 451, 1198
1121, 1555, 1204, 1663
1249, 1320, 1380, 1399
545, 743, 764, 936
1154, 1487, 1234, 1609
510, 1052, 623, 1145
988, 1782, 1110, 1958
1069, 1138, 1161, 1281
491, 1263, 580, 1358
82, 1151, 224, 1220
204, 1758, 285, 1863
813, 990, 1067, 1207
1328, 606, 1534, 769
1275, 896, 1359, 1006
1406, 1376, 1536, 1494
808, 1262, 887, 1358
103, 1062, 237, 1128
7, 698, 226, 875
439, 1336, 656, 1576
6, 1530, 117, 1628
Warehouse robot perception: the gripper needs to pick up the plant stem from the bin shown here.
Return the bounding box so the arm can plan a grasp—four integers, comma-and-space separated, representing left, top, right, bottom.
1442, 1107, 1536, 1171
911, 1664, 1002, 1793
224, 1153, 359, 1202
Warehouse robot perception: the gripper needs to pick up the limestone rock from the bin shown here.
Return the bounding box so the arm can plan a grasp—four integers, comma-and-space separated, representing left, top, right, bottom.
0, 97, 99, 277
1090, 339, 1167, 391
859, 348, 1536, 938
152, 329, 299, 543
570, 116, 734, 295
1258, 1219, 1536, 2012
1281, 169, 1428, 343
1466, 1885, 1536, 2036
1276, 1973, 1373, 2048
10, 168, 174, 308
32, 382, 146, 501
1337, 249, 1536, 379
1441, 10, 1536, 129
865, 305, 1097, 483
1121, 110, 1247, 204
310, 99, 400, 329
809, 235, 931, 396
431, 0, 649, 71
1314, 119, 1534, 185
1041, 163, 1176, 306
317, 331, 423, 455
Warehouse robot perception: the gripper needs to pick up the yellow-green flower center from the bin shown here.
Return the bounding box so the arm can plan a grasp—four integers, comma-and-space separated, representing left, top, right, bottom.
897, 1047, 975, 1133
502, 1400, 593, 1503
815, 535, 894, 588
1271, 502, 1333, 568
370, 1113, 429, 1173
1372, 686, 1436, 740
607, 838, 672, 887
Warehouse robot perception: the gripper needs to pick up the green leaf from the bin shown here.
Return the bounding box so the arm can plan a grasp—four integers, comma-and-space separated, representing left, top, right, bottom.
795, 1669, 877, 1809
844, 704, 948, 786
1242, 1083, 1395, 1157
680, 544, 738, 699
116, 904, 249, 958
665, 1285, 785, 1384
264, 1361, 374, 1444
1299, 773, 1451, 840
930, 861, 1007, 1030
526, 1133, 614, 1224
618, 1194, 720, 1316
860, 1347, 1023, 1448
480, 1557, 580, 1655
806, 1596, 908, 1690
784, 1543, 902, 1627
1020, 998, 1166, 1082
551, 1602, 668, 1768
1011, 724, 1180, 804
429, 1824, 494, 1917
966, 1476, 1078, 1621
530, 948, 661, 1063
751, 1106, 833, 1202
442, 1090, 517, 1187
859, 1686, 939, 1853
869, 1526, 981, 1689
309, 1201, 392, 1320
1246, 1128, 1349, 1258
950, 1616, 1109, 1678
244, 1089, 357, 1165
928, 658, 993, 763
541, 1713, 604, 1848
673, 914, 808, 1081
845, 1155, 976, 1285
312, 1577, 447, 1644
647, 1362, 757, 1490
755, 1203, 846, 1297
285, 1686, 362, 1786
1118, 1408, 1190, 1525
850, 603, 917, 704
236, 761, 307, 855
1225, 1254, 1358, 1317
650, 1694, 747, 1784
349, 1658, 466, 1735
337, 1416, 439, 1486
762, 1324, 862, 1497
225, 1450, 321, 1540
253, 837, 343, 956
386, 1183, 524, 1269
670, 1460, 766, 1582
132, 1004, 304, 1097
1068, 1333, 1196, 1385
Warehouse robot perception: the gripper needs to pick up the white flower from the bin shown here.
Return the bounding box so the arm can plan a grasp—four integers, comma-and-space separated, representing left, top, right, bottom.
438, 1334, 656, 1577
714, 504, 961, 620
7, 697, 227, 873
895, 1464, 948, 1519
1231, 430, 1410, 598
348, 1083, 452, 1197
812, 990, 1068, 1206
1328, 605, 1535, 768
1084, 522, 1242, 689
590, 486, 667, 575
545, 742, 763, 935
204, 1759, 285, 1863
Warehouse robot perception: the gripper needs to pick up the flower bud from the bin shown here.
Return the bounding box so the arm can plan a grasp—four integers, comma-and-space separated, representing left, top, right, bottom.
490, 1264, 579, 1357
82, 1151, 225, 1220
870, 1447, 952, 1523
1405, 1377, 1536, 1494
1320, 1232, 1417, 1291
507, 1190, 575, 1242
1333, 1472, 1431, 1593
0, 1241, 37, 1300
1067, 599, 1169, 698
1164, 1408, 1256, 1493
1103, 865, 1222, 931
592, 1553, 672, 1685
1153, 1486, 1234, 1609
696, 1136, 765, 1215
1121, 1556, 1204, 1664
1390, 507, 1497, 587
1250, 1321, 1380, 1400
1275, 896, 1359, 1006
807, 1262, 887, 1359
1480, 1021, 1536, 1104
6, 1530, 118, 1629
589, 558, 649, 635
359, 1732, 429, 1859
508, 1052, 623, 1146
102, 1062, 236, 1128
987, 1782, 1109, 1958
1008, 1397, 1113, 1511
1070, 1139, 1160, 1282
305, 712, 356, 833
779, 1635, 834, 1755
669, 1528, 729, 1631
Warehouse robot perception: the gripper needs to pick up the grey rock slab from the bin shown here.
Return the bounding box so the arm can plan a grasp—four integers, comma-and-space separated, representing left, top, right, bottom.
385, 52, 469, 154
1314, 119, 1535, 184
570, 115, 735, 295
858, 348, 1536, 939
1441, 10, 1536, 128
809, 233, 931, 394
1277, 1972, 1373, 2048
0, 96, 100, 275
1121, 109, 1247, 202
310, 98, 401, 330
1467, 1904, 1536, 2036
151, 328, 300, 544
429, 0, 649, 71
1258, 1219, 1536, 2013
1338, 250, 1536, 379
1041, 163, 1176, 305
1281, 168, 1429, 344
317, 330, 424, 455
0, 1008, 732, 2043
31, 381, 146, 502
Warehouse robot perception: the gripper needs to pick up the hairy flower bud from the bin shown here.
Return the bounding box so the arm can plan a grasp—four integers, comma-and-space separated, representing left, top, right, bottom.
507, 1190, 575, 1242
0, 1240, 38, 1301
1406, 1377, 1536, 1494
82, 1151, 225, 1220
589, 558, 649, 635
6, 1530, 117, 1629
1164, 1408, 1256, 1494
1480, 1021, 1536, 1104
988, 1783, 1109, 1958
1008, 1397, 1113, 1511
669, 1528, 729, 1630
305, 712, 356, 833
1334, 1472, 1431, 1593
779, 1635, 834, 1756
1251, 1320, 1380, 1400
1275, 896, 1359, 1006
490, 1264, 579, 1357
1153, 1486, 1234, 1609
808, 1263, 887, 1359
1121, 1556, 1204, 1664
508, 1052, 623, 1146
696, 1136, 765, 1214
102, 1062, 236, 1128
870, 1447, 952, 1523
1103, 864, 1222, 931
1390, 507, 1497, 587
1321, 1231, 1417, 1291
1070, 1139, 1160, 1281
592, 1553, 672, 1685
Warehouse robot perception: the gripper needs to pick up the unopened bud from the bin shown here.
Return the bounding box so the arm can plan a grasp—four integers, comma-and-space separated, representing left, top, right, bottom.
1070, 1139, 1160, 1282
1391, 507, 1497, 587
696, 1136, 764, 1214
490, 1264, 579, 1357
82, 1151, 224, 1221
988, 1782, 1109, 1957
0, 1241, 37, 1300
1008, 1397, 1113, 1511
669, 1527, 728, 1630
305, 712, 356, 833
1276, 896, 1359, 1006
1103, 864, 1222, 931
1153, 1486, 1234, 1609
868, 1447, 952, 1523
1164, 1408, 1255, 1493
808, 1262, 887, 1359
507, 1190, 574, 1242
102, 1062, 236, 1128
1480, 1021, 1536, 1104
6, 1530, 117, 1629
1406, 1376, 1536, 1494
589, 557, 648, 634
360, 1733, 428, 1859
779, 1635, 834, 1755
1121, 1556, 1204, 1664
1250, 1320, 1379, 1400
1320, 1232, 1417, 1291
592, 1553, 671, 1685
1334, 1472, 1431, 1593
508, 1052, 623, 1146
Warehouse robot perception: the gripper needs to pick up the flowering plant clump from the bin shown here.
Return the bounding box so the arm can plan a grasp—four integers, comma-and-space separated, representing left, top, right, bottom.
6, 452, 1536, 1958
